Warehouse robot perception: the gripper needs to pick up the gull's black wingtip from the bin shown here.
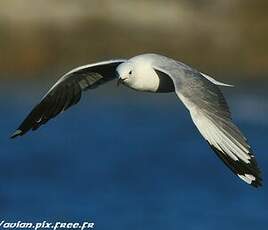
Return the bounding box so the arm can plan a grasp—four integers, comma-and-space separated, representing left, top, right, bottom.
10, 129, 23, 139
209, 143, 263, 189
251, 177, 263, 188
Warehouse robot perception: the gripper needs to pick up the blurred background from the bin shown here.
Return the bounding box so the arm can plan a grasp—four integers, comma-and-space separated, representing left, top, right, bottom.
0, 0, 267, 229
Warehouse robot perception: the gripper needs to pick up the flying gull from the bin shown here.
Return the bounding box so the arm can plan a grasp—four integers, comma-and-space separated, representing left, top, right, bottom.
11, 53, 262, 187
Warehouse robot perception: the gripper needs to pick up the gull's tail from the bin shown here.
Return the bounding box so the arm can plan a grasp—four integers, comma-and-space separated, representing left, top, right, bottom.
201, 73, 234, 87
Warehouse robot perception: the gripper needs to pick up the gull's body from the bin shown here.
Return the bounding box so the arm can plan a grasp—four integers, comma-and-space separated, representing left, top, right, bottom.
11, 53, 262, 187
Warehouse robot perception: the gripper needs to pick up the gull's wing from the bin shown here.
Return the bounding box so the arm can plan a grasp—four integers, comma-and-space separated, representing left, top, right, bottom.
11, 59, 125, 138
153, 64, 262, 187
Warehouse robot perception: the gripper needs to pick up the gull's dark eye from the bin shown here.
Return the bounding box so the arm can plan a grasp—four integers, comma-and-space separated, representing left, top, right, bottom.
129, 70, 132, 75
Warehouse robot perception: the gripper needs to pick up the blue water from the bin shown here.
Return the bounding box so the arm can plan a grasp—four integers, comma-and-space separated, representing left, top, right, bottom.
1, 81, 268, 229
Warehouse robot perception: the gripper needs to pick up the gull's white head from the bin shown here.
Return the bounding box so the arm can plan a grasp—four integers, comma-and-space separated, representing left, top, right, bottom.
116, 55, 161, 92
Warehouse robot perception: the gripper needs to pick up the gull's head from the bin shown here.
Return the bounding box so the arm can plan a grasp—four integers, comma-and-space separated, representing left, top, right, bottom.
116, 62, 134, 88
116, 56, 160, 92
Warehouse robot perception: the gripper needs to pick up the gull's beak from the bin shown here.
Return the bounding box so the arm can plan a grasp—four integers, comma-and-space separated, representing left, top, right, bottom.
117, 77, 125, 86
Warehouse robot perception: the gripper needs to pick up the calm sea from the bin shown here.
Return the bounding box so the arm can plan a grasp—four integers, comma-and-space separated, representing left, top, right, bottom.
0, 80, 267, 229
